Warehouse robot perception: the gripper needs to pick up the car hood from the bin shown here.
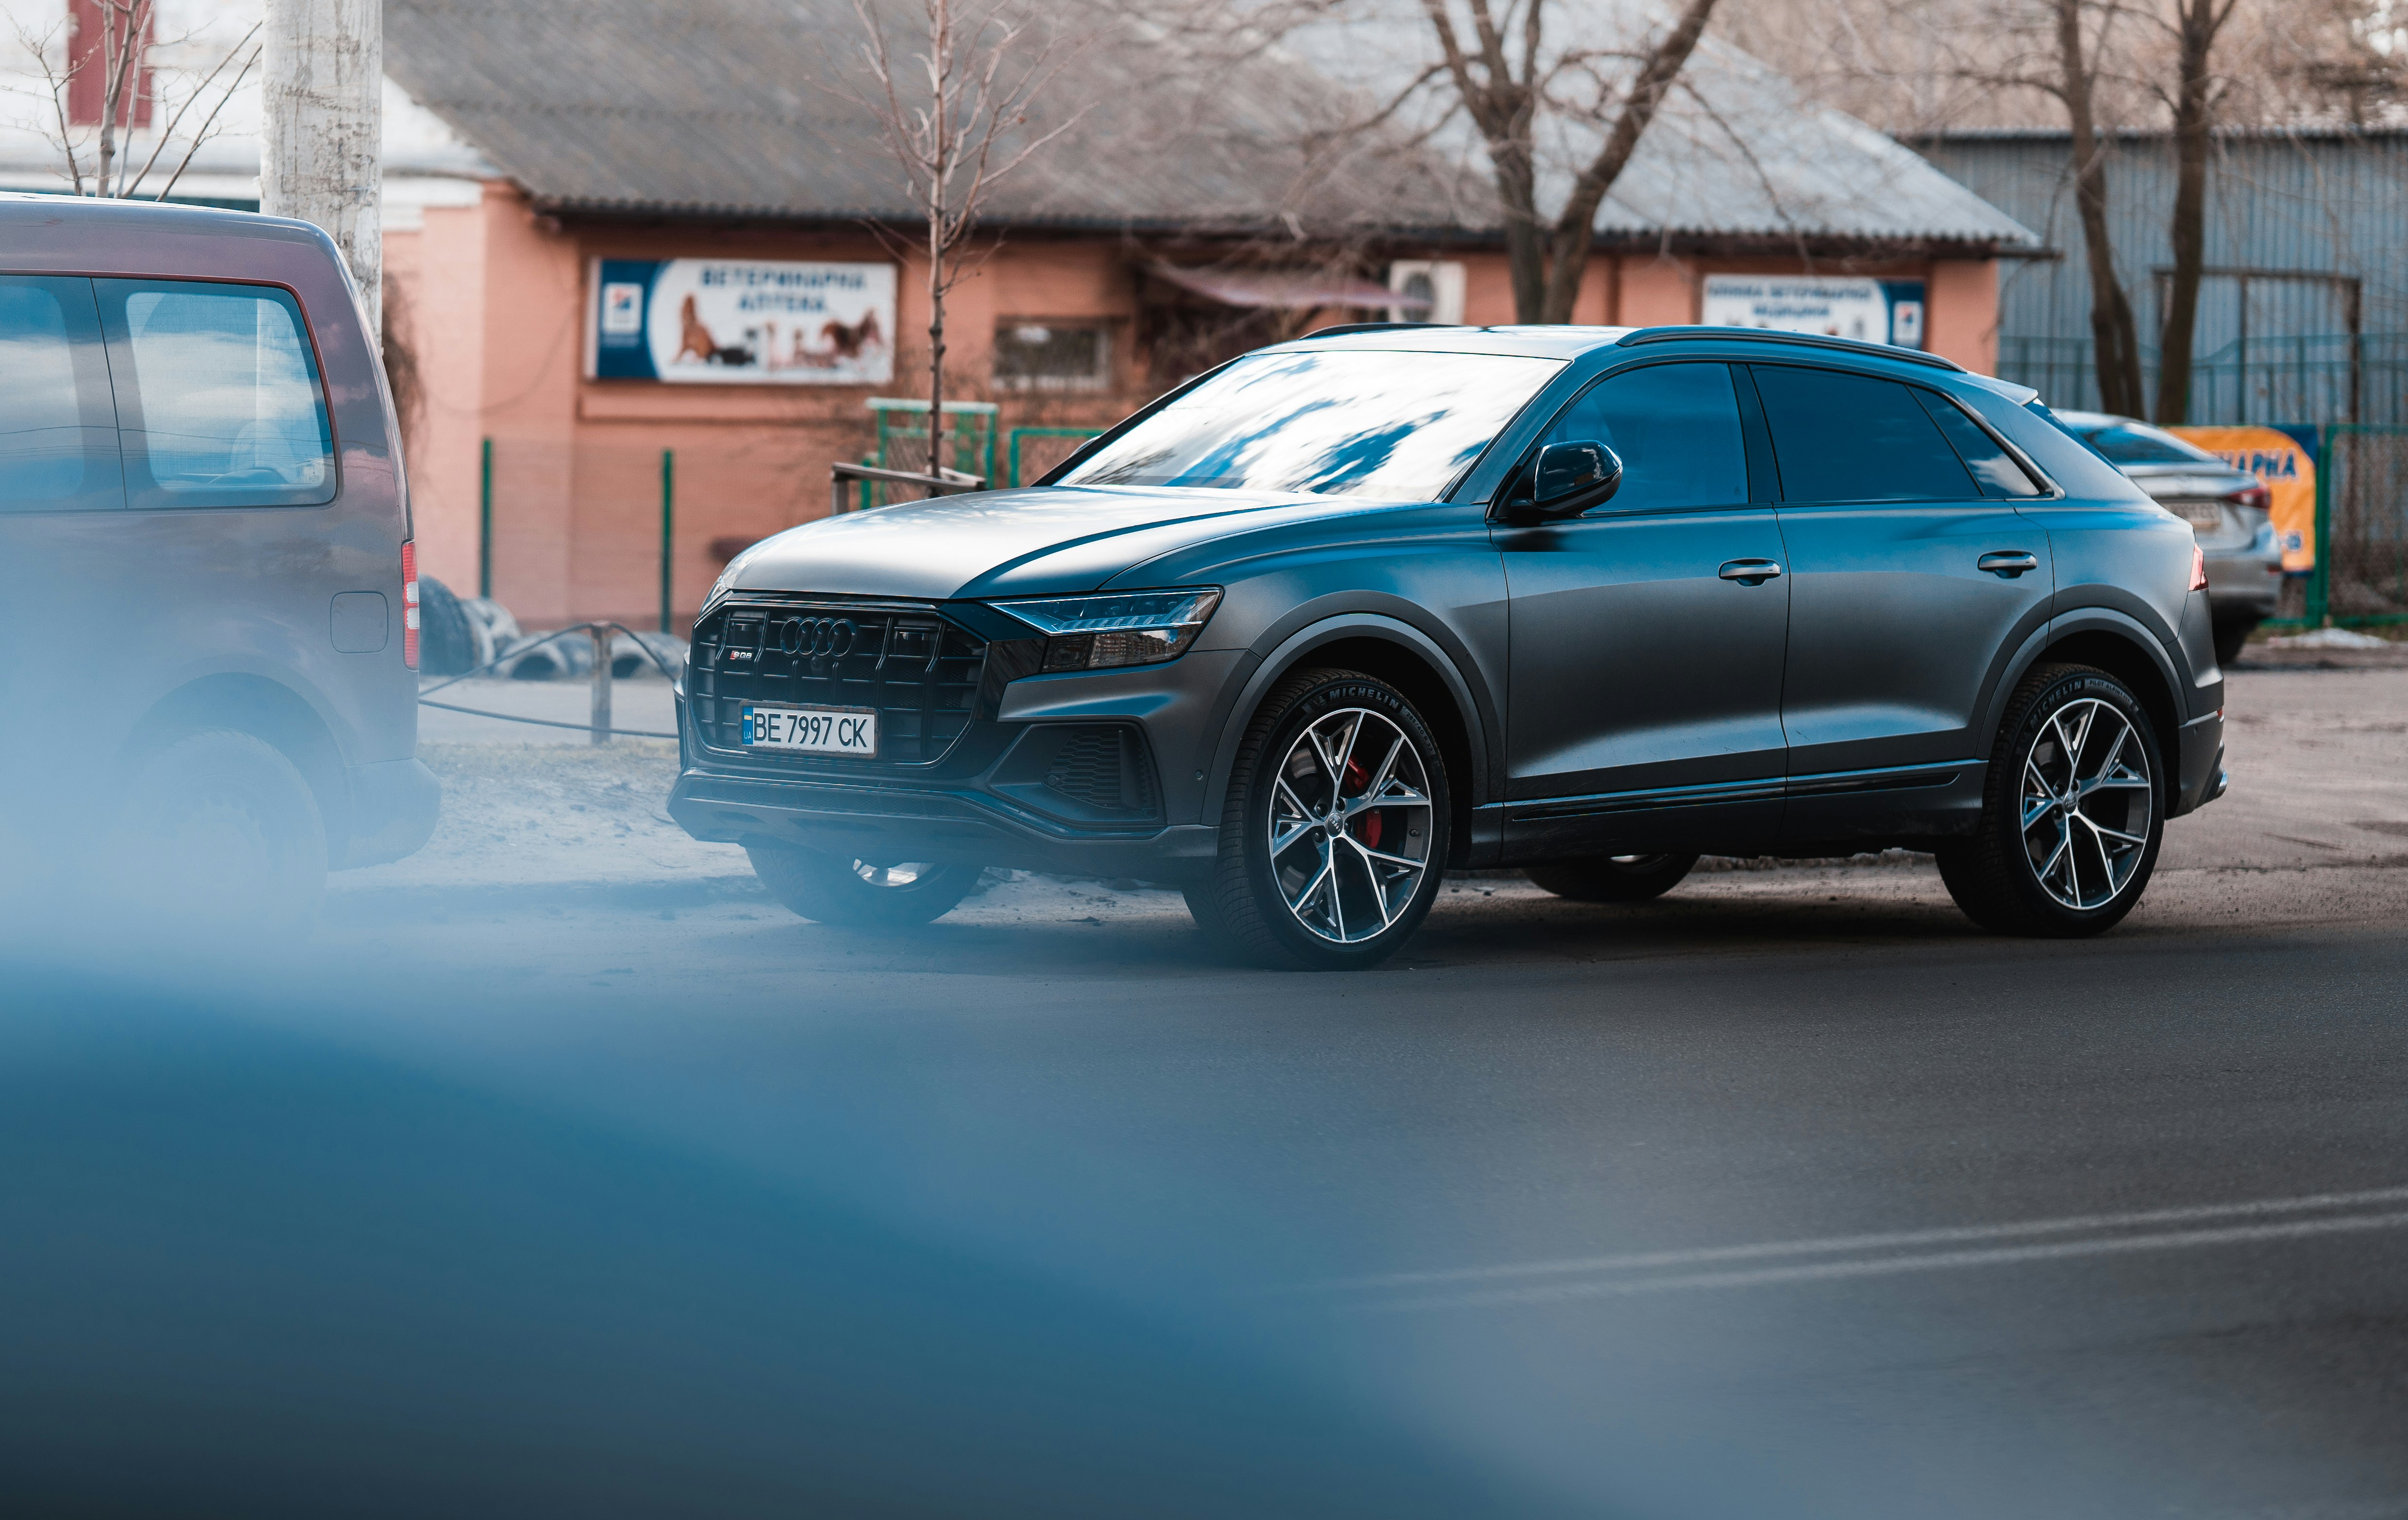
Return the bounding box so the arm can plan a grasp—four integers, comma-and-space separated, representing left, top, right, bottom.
721, 485, 1410, 601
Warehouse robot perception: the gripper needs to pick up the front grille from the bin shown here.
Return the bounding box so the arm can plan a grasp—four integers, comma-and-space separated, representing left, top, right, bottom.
690, 597, 988, 767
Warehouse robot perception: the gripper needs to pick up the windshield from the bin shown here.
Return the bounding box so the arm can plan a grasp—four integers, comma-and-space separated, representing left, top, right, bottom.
2073, 419, 2219, 466
1056, 348, 1563, 500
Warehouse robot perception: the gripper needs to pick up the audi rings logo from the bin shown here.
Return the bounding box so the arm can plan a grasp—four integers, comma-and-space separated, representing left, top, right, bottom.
779, 616, 857, 658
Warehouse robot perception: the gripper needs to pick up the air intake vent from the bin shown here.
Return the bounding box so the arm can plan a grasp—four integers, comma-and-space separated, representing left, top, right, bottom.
995, 724, 1163, 825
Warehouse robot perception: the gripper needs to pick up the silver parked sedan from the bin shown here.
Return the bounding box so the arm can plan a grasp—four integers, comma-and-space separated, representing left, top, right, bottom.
2053, 411, 2284, 664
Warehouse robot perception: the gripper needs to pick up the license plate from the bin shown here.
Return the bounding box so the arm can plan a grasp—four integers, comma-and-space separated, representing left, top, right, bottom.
741, 704, 877, 757
2176, 500, 2225, 529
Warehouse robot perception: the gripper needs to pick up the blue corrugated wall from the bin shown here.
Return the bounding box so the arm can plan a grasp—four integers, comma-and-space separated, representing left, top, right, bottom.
1914, 130, 2408, 423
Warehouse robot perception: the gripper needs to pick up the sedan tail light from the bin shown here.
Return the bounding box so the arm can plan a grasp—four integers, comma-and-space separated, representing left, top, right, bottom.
402, 540, 421, 669
2189, 542, 2209, 592
2226, 482, 2271, 512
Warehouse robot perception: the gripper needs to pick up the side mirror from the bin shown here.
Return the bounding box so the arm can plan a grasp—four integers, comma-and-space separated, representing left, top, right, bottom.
1527, 440, 1623, 518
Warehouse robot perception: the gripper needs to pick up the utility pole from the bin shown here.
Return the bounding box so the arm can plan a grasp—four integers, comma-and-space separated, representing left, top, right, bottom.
260, 0, 381, 341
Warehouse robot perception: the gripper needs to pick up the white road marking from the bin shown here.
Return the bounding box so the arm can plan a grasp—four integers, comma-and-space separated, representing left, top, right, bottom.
1283, 1184, 2408, 1313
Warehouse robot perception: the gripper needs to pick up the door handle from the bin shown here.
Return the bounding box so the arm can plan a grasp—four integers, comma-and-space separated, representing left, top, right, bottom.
1718, 559, 1783, 585
1979, 552, 2040, 577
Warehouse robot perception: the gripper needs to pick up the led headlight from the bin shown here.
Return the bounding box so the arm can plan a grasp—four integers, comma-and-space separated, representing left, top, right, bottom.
995, 587, 1223, 672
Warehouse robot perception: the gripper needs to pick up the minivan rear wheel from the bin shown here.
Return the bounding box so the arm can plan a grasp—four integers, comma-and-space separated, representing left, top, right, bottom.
1937, 663, 2165, 937
1185, 668, 1451, 971
114, 728, 327, 938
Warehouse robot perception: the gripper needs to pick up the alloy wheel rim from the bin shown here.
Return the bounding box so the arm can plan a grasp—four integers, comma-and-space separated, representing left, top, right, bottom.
1267, 707, 1435, 945
2019, 697, 2153, 911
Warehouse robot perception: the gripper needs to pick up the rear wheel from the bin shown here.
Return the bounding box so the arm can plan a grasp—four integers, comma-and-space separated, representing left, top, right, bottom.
746, 840, 983, 928
1937, 663, 2164, 937
1526, 853, 1700, 902
114, 728, 327, 939
1185, 668, 1450, 971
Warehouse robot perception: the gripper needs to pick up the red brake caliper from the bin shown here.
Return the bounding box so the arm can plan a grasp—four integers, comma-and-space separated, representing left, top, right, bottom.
1342, 757, 1382, 849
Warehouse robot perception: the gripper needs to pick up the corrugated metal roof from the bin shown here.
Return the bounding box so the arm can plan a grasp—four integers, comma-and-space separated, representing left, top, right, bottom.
385, 0, 2035, 248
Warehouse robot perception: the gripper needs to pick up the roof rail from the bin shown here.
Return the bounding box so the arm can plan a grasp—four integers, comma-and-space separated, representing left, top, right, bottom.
1298, 322, 1457, 338
1618, 325, 1965, 372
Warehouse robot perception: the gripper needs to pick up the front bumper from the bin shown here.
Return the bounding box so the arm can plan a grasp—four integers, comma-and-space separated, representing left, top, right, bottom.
668, 768, 1219, 881
667, 647, 1248, 883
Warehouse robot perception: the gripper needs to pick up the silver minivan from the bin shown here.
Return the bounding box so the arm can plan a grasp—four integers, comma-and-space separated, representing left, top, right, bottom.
0, 195, 437, 930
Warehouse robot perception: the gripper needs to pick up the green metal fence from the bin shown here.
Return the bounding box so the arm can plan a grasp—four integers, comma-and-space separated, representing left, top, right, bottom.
1006, 426, 1105, 487
2312, 425, 2408, 628
848, 397, 998, 511
1998, 334, 2408, 428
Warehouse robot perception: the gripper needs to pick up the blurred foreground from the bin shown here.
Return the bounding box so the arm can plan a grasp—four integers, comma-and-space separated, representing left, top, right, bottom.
2, 659, 2404, 1517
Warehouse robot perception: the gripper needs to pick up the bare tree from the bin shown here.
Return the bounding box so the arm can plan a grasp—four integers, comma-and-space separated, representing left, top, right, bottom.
11, 1, 260, 201
1415, 0, 1721, 323
850, 0, 1083, 481
2149, 0, 2243, 423
2053, 0, 2147, 416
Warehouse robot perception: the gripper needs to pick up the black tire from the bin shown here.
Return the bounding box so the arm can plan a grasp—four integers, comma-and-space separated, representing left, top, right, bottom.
113, 728, 327, 938
746, 839, 982, 928
2212, 618, 2255, 667
1526, 853, 1700, 902
1184, 667, 1451, 971
1937, 663, 2165, 938
418, 575, 479, 676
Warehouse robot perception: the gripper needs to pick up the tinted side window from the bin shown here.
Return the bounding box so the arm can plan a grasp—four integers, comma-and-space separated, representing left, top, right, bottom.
0, 276, 124, 513
94, 279, 335, 510
1539, 361, 1746, 512
1750, 364, 1978, 503
1911, 388, 2040, 498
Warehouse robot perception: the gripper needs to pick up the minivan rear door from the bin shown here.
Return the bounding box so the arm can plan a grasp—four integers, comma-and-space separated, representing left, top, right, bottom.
1745, 362, 2053, 844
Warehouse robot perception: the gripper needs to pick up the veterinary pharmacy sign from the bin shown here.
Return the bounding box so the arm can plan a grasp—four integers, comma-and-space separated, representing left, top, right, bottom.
589, 259, 896, 384
1699, 275, 1927, 349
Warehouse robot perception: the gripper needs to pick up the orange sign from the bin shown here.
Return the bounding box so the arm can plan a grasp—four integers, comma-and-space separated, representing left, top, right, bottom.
2170, 425, 2315, 572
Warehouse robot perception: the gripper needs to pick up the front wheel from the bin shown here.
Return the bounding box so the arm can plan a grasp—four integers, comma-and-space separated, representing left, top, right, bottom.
1937, 663, 2165, 937
1185, 668, 1451, 971
1526, 853, 1700, 902
746, 840, 983, 928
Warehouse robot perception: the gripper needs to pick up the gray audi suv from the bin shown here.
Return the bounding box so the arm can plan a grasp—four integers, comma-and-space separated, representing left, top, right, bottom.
668, 325, 2226, 969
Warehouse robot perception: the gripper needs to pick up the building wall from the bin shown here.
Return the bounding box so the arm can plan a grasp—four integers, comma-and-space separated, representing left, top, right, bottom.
1917, 130, 2408, 421
390, 189, 2006, 629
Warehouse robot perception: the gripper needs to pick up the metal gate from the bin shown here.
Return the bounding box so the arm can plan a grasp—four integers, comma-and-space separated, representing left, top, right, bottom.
2313, 425, 2408, 627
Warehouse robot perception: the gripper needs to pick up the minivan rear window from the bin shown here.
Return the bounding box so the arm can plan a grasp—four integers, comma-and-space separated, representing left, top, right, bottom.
96, 279, 336, 510
0, 276, 124, 513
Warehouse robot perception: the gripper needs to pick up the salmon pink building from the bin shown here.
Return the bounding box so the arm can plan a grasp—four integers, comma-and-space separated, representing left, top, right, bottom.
370, 0, 2040, 631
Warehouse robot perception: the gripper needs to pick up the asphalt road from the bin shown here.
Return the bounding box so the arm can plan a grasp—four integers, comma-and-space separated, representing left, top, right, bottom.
9, 662, 2407, 1516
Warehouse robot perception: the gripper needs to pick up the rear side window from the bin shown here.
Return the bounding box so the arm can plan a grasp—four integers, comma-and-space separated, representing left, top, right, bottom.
0, 276, 124, 513
95, 279, 335, 510
1749, 364, 1977, 503
1537, 361, 1748, 513
1910, 389, 2041, 498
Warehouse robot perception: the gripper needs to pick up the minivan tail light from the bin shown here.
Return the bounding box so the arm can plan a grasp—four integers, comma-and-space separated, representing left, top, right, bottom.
402, 540, 421, 669
2189, 542, 2208, 593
